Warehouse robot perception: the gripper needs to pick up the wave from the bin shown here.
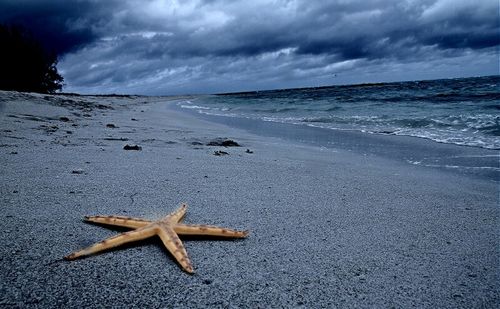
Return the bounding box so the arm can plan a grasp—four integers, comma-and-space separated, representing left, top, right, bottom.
179, 104, 212, 110
177, 76, 500, 150
406, 160, 500, 172
179, 102, 500, 149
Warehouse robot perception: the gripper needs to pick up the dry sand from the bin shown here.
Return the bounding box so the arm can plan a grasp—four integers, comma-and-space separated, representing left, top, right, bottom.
0, 91, 498, 307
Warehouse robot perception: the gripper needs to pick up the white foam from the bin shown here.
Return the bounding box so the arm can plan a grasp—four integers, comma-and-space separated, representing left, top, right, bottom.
180, 104, 211, 110
406, 160, 499, 171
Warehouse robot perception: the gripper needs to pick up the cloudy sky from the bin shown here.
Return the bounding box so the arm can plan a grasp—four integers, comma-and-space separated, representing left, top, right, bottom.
1, 0, 498, 95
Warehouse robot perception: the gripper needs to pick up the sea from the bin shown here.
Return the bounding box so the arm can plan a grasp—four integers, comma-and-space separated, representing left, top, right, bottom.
179, 76, 499, 150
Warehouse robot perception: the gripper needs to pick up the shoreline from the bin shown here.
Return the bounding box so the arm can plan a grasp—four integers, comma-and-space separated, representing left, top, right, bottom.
0, 91, 498, 307
171, 100, 499, 181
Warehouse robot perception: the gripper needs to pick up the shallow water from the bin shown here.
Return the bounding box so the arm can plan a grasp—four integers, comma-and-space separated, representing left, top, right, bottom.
180, 76, 500, 150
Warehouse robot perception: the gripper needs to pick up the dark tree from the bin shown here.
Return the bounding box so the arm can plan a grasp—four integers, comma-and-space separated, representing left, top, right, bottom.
0, 24, 63, 93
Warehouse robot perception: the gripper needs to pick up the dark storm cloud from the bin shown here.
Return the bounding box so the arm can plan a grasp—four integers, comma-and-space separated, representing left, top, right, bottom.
0, 0, 123, 54
1, 0, 498, 94
293, 1, 499, 59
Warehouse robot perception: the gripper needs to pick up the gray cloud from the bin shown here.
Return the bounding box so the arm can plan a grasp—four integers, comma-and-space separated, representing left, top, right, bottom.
1, 0, 498, 94
0, 0, 125, 54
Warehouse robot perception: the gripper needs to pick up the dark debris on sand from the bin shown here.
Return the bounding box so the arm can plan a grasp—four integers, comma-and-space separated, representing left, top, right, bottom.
206, 138, 240, 147
123, 144, 142, 151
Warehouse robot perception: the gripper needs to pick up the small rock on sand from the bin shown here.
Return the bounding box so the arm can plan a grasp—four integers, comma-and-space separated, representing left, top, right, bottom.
123, 144, 142, 151
213, 150, 229, 156
207, 138, 240, 147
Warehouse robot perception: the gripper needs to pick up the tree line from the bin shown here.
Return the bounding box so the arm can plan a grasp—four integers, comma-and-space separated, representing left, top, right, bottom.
0, 24, 64, 93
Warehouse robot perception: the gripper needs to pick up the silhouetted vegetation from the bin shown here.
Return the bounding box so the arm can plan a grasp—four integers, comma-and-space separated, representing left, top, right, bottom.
0, 24, 63, 93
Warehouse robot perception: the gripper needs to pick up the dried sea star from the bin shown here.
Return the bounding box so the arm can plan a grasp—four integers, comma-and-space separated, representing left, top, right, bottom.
65, 203, 248, 273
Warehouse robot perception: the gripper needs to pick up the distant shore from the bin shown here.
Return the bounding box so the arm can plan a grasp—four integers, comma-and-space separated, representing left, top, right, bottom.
0, 91, 498, 307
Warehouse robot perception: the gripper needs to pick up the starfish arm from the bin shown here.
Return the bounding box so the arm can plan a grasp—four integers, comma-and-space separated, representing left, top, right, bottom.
64, 225, 157, 260
168, 203, 188, 223
157, 226, 194, 273
175, 224, 249, 238
84, 215, 152, 229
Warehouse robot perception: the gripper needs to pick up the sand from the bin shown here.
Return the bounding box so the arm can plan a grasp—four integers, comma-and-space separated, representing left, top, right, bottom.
0, 91, 498, 308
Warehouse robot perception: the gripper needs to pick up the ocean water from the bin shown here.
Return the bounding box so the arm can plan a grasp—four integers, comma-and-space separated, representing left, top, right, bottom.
180, 76, 500, 150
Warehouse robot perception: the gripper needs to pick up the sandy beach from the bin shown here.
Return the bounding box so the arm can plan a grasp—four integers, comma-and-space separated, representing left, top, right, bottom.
0, 91, 498, 308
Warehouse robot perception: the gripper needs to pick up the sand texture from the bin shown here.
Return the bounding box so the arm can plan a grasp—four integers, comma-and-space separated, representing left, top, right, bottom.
0, 91, 498, 308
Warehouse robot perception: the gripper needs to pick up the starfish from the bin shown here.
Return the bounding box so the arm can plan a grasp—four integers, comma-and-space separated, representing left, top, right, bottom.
64, 203, 248, 273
